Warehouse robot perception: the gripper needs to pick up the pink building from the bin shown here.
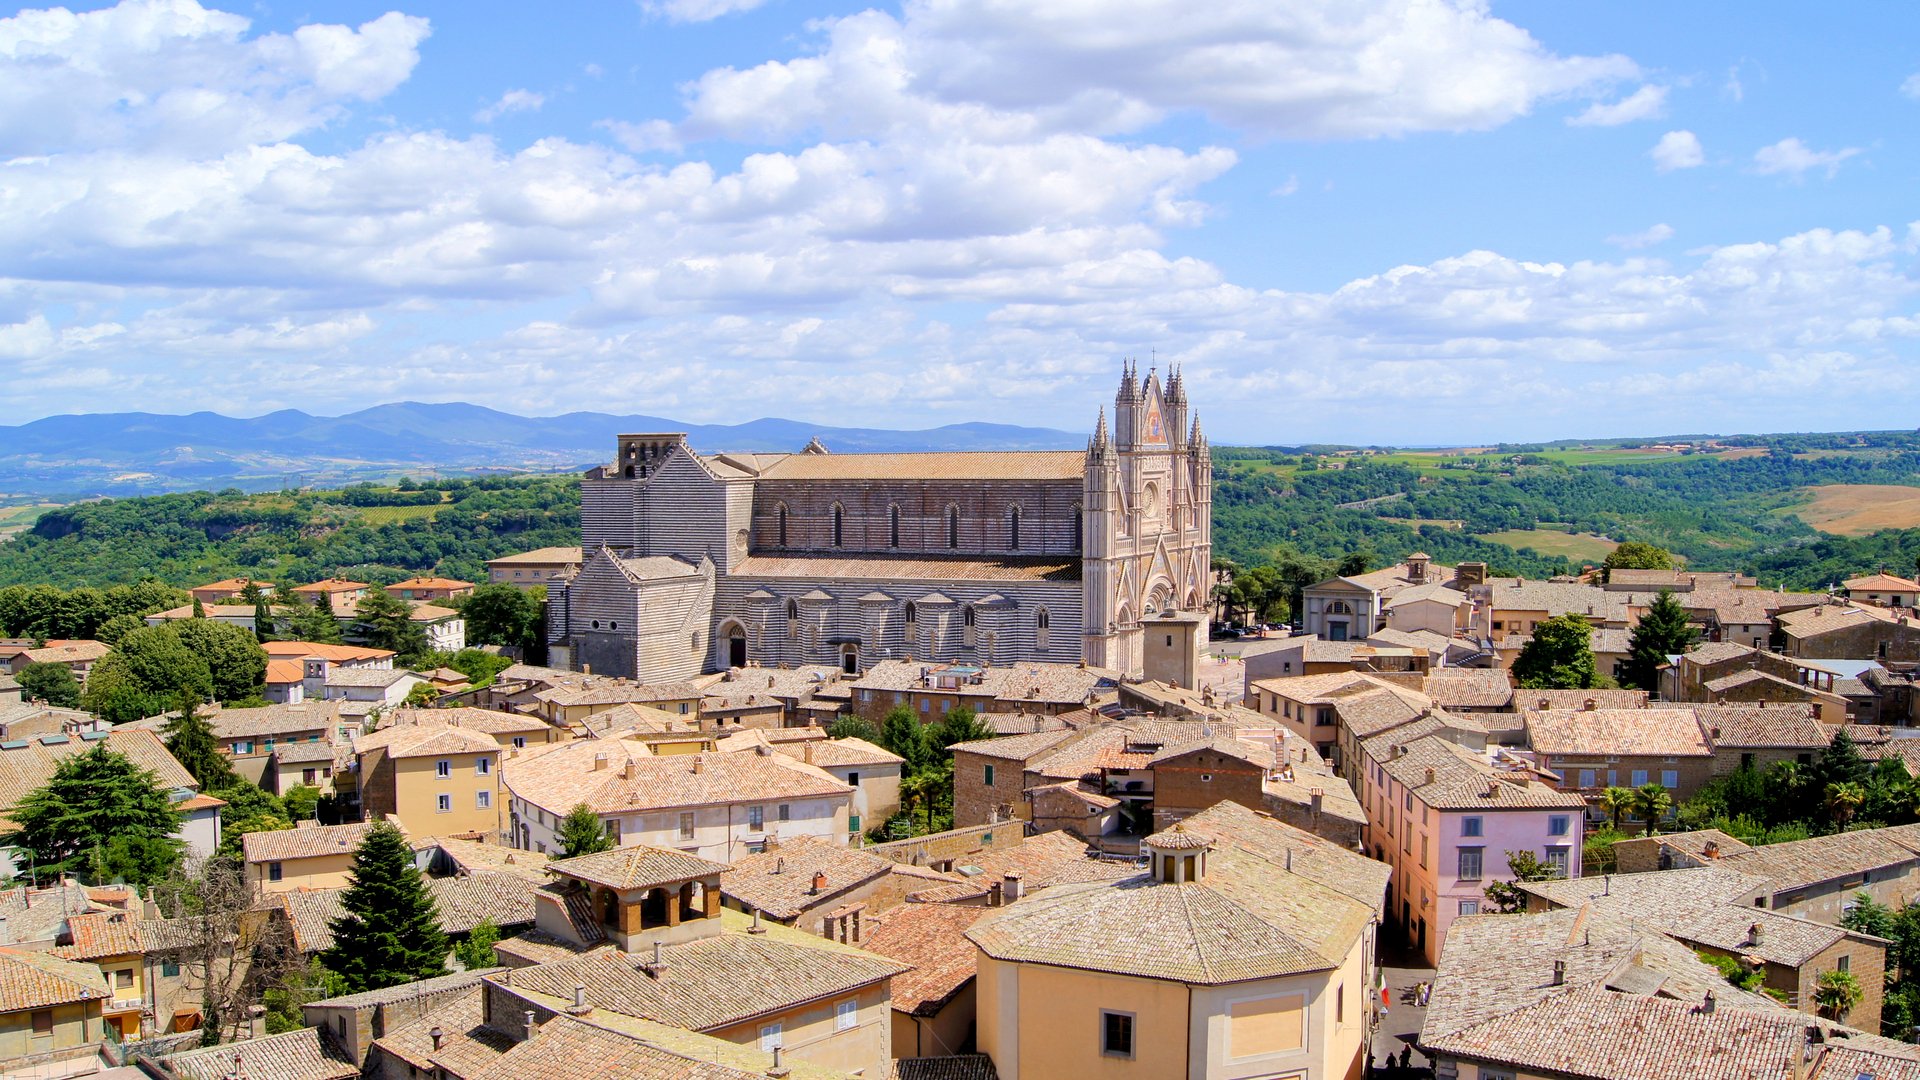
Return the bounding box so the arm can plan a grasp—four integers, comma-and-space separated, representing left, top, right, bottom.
1357, 721, 1586, 965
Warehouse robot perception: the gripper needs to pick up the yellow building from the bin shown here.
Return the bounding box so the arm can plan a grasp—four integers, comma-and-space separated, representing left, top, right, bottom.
382, 706, 565, 750
0, 948, 110, 1066
50, 911, 149, 1040
354, 722, 503, 842
968, 801, 1390, 1080
244, 820, 386, 895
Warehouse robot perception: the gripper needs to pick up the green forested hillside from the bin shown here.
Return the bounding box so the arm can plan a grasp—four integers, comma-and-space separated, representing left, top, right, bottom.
0, 477, 577, 589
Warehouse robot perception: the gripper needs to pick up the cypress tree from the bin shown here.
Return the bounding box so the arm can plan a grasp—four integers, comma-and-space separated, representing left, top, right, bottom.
253, 594, 275, 642
322, 823, 448, 993
164, 699, 237, 792
1621, 589, 1699, 691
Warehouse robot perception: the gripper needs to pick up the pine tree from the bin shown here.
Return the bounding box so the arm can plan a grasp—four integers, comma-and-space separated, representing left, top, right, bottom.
1620, 589, 1699, 691
165, 699, 238, 792
282, 594, 345, 645
322, 823, 448, 994
191, 596, 206, 619
557, 803, 615, 858
352, 588, 429, 663
4, 745, 183, 885
879, 706, 932, 771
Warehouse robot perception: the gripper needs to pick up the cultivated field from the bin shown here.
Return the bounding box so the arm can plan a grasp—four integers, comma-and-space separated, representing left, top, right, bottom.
1480, 529, 1620, 561
1788, 484, 1920, 536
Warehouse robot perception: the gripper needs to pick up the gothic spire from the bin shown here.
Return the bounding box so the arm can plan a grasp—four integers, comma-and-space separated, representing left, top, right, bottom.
1167, 363, 1186, 404
1189, 411, 1206, 448
1118, 358, 1139, 402
1088, 405, 1112, 459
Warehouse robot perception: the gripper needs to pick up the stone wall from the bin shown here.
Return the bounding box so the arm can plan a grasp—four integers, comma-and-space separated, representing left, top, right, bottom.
752, 479, 1081, 557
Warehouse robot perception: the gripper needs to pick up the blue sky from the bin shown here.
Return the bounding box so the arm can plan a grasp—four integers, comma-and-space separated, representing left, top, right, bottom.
2, 0, 1916, 445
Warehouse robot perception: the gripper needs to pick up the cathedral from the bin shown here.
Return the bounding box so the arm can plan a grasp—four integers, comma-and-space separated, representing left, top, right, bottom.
547, 363, 1212, 684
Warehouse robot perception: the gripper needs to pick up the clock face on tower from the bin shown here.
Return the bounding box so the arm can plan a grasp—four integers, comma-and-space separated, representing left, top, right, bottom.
1144, 404, 1166, 445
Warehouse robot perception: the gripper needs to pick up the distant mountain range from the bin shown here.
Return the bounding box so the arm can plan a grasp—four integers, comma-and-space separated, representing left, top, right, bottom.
0, 403, 1086, 500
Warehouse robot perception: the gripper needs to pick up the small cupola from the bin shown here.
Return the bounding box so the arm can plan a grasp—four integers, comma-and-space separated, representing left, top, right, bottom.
1143, 825, 1214, 884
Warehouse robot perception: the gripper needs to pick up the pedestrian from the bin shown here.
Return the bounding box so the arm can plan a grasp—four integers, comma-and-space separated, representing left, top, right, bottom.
1380, 984, 1391, 1015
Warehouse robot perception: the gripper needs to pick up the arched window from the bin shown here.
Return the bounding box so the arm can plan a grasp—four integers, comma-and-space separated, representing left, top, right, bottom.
776, 503, 789, 547
1008, 505, 1021, 551
888, 505, 901, 549
1326, 600, 1353, 615
962, 605, 978, 647
786, 598, 799, 620
1072, 503, 1083, 553
947, 506, 960, 549
963, 606, 977, 628
1035, 606, 1051, 651
831, 504, 844, 548
904, 601, 918, 628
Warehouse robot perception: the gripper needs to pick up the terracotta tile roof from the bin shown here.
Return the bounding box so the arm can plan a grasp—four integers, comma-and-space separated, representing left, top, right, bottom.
282, 874, 534, 954
51, 910, 145, 960
506, 742, 850, 816
581, 703, 702, 738
325, 667, 418, 688
547, 846, 730, 892
946, 729, 1075, 763
863, 904, 990, 1016
1780, 602, 1907, 640
270, 740, 344, 765
264, 659, 305, 686
201, 701, 341, 739
1365, 732, 1584, 811
1421, 669, 1515, 709
1810, 1042, 1920, 1079
965, 802, 1384, 985
496, 932, 909, 1032
0, 730, 196, 830
1525, 707, 1711, 758
890, 1058, 997, 1080
309, 967, 504, 1009
192, 577, 271, 593
1672, 587, 1824, 624
1327, 684, 1433, 738
261, 641, 395, 663
1516, 688, 1651, 711
390, 576, 474, 590
1720, 823, 1920, 893
1479, 579, 1628, 621
161, 1027, 358, 1080
733, 553, 1080, 583
1695, 704, 1830, 749
0, 947, 108, 1011
532, 679, 710, 707
487, 546, 585, 566
1701, 669, 1842, 700
493, 929, 602, 967
721, 837, 895, 920
354, 721, 499, 759
952, 832, 1134, 891
369, 985, 514, 1074
243, 821, 381, 865
416, 835, 550, 880
757, 450, 1083, 481
293, 578, 370, 594
152, 603, 260, 620
14, 640, 108, 664
391, 707, 553, 735
465, 1014, 770, 1080
1426, 983, 1810, 1080
769, 736, 903, 769
1684, 642, 1761, 666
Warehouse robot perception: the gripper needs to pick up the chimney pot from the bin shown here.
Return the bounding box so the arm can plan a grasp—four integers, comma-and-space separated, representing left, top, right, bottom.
811, 870, 828, 895
749, 908, 765, 934
693, 755, 704, 774
803, 744, 815, 764
1002, 871, 1023, 904
593, 753, 608, 771
1552, 959, 1566, 986
523, 1011, 536, 1043
429, 1026, 444, 1052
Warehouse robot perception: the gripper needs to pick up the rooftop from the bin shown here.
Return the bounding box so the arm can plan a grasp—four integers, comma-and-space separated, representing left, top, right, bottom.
862, 903, 990, 1016
242, 821, 382, 864
733, 553, 1081, 583
721, 837, 897, 920
505, 741, 851, 815
547, 845, 730, 892
0, 947, 109, 1012
756, 450, 1084, 482
486, 546, 585, 566
1525, 707, 1712, 758
159, 1027, 357, 1080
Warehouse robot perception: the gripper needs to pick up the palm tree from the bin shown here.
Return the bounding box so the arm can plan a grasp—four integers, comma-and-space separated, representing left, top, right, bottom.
1825, 781, 1867, 832
1814, 969, 1864, 1021
899, 771, 942, 834
1598, 787, 1636, 831
1631, 783, 1672, 836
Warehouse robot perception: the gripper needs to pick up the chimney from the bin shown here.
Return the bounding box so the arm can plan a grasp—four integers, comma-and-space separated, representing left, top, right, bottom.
1309, 788, 1324, 817
429, 1026, 444, 1052
621, 760, 635, 780
523, 1011, 537, 1043
1551, 960, 1566, 986
693, 756, 705, 775
749, 909, 766, 934
767, 1045, 789, 1079
1748, 921, 1764, 947
1701, 989, 1716, 1015
803, 744, 815, 765
1424, 767, 1436, 786
582, 663, 592, 676
248, 1004, 266, 1040
774, 857, 785, 875
593, 753, 609, 772
988, 881, 1002, 907
1536, 698, 1549, 710
646, 940, 665, 972
1582, 697, 1597, 711
1002, 871, 1023, 904
569, 984, 590, 1016
810, 870, 828, 895
1704, 840, 1720, 859
1284, 848, 1294, 872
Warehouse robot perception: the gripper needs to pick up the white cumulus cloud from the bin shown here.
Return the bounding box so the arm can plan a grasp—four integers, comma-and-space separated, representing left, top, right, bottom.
642, 0, 768, 22
475, 89, 545, 123
1606, 223, 1673, 249
1902, 72, 1920, 100
1650, 130, 1703, 172
1567, 84, 1667, 126
1752, 137, 1861, 179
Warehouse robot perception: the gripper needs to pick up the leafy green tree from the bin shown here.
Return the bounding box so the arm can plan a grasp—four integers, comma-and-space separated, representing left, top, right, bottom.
1699, 950, 1767, 993
253, 594, 276, 642
1512, 613, 1598, 690
459, 585, 544, 650
557, 803, 615, 858
445, 648, 514, 688
1842, 892, 1897, 939
165, 702, 238, 792
825, 717, 881, 743
322, 823, 448, 994
16, 662, 81, 708
281, 594, 345, 645
879, 706, 932, 771
403, 683, 439, 707
1825, 782, 1867, 831
281, 784, 322, 822
83, 624, 213, 723
930, 708, 994, 749
1603, 542, 1674, 579
1336, 547, 1374, 578
4, 745, 183, 886
263, 960, 345, 1035
1598, 786, 1637, 831
1632, 783, 1673, 835
1620, 590, 1699, 691
191, 597, 206, 619
95, 613, 145, 646
352, 588, 429, 663
453, 918, 501, 970
169, 619, 269, 703
1484, 850, 1558, 913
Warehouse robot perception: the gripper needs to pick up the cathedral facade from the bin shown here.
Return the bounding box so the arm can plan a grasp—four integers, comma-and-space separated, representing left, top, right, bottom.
547, 363, 1212, 683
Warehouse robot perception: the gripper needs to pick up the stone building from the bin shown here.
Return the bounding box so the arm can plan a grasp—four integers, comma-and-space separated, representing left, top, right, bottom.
548, 363, 1212, 684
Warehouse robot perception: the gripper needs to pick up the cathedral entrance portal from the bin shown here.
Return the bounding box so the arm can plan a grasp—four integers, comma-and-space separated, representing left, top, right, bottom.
723, 623, 747, 669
